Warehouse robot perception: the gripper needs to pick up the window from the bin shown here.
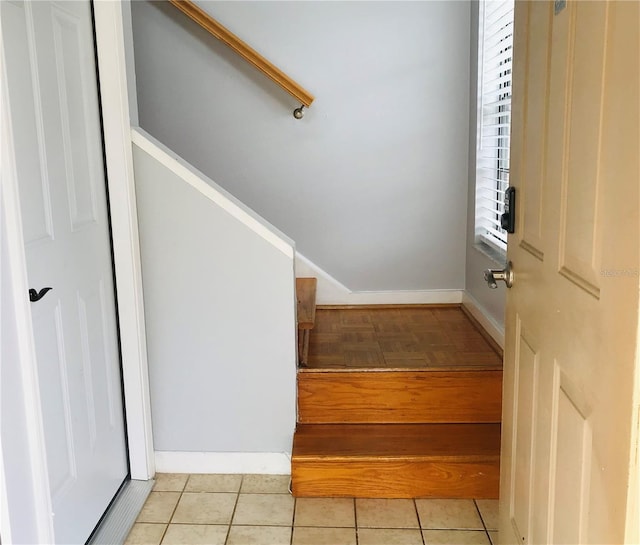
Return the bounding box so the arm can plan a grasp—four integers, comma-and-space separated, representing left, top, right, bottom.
475, 0, 515, 254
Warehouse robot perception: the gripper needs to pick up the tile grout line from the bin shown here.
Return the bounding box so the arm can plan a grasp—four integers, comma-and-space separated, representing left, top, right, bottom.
160, 476, 188, 543
288, 474, 295, 545
223, 475, 243, 545
289, 496, 297, 545
473, 498, 493, 544
413, 499, 427, 545
353, 498, 359, 545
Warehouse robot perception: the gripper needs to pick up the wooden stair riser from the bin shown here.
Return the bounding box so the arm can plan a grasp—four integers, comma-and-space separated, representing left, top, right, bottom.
297, 370, 502, 424
291, 460, 500, 499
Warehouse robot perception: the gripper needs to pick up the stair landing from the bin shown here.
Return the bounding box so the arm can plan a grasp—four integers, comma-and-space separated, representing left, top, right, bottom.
306, 305, 502, 370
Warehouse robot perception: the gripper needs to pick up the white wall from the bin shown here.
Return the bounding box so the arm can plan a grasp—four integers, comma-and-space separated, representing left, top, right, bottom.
130, 1, 471, 292
120, 0, 139, 126
464, 1, 506, 335
132, 132, 297, 459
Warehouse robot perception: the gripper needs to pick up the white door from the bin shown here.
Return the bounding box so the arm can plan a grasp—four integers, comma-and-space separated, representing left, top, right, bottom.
2, 1, 128, 543
500, 1, 639, 544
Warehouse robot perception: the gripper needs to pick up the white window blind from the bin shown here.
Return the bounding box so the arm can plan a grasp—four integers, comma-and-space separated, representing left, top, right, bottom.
476, 0, 514, 252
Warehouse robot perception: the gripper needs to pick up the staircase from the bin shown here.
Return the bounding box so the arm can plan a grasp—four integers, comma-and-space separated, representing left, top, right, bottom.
291, 280, 502, 499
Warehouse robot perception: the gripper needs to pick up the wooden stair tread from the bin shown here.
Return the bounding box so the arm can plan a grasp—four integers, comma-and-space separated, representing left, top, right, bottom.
293, 423, 501, 461
299, 365, 502, 373
291, 423, 501, 498
296, 278, 317, 329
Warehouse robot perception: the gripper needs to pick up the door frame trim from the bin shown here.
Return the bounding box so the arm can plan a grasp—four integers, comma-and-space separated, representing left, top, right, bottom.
93, 0, 155, 482
0, 2, 153, 541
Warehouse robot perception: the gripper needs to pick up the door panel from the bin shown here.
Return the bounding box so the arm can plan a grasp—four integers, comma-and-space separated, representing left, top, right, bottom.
2, 1, 128, 543
509, 321, 539, 543
2, 1, 55, 246
501, 1, 639, 544
51, 4, 101, 230
32, 306, 77, 498
558, 3, 607, 296
519, 1, 552, 259
552, 381, 591, 545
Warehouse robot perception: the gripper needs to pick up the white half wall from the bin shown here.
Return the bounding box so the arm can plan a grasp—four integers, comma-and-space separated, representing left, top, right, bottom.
132, 130, 296, 456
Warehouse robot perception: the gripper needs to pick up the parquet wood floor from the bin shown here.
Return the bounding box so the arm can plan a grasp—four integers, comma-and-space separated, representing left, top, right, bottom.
305, 306, 502, 370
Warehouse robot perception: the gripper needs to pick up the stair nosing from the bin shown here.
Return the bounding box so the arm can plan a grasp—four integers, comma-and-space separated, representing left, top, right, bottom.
298, 366, 503, 373
292, 454, 500, 463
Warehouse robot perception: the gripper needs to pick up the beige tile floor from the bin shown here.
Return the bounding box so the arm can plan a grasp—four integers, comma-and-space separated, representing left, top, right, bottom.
126, 474, 499, 545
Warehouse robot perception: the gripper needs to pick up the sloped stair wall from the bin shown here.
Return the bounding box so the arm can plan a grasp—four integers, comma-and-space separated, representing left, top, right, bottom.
132, 129, 296, 472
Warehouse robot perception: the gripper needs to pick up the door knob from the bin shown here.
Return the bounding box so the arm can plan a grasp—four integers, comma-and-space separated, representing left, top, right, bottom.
483, 261, 513, 289
29, 287, 53, 302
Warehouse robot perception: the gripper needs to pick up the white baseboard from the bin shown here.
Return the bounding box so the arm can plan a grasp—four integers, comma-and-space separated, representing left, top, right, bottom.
154, 452, 291, 475
461, 292, 505, 348
329, 290, 463, 305
295, 253, 463, 305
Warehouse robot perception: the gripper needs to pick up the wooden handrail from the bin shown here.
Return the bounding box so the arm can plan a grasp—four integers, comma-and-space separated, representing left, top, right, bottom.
168, 0, 314, 108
